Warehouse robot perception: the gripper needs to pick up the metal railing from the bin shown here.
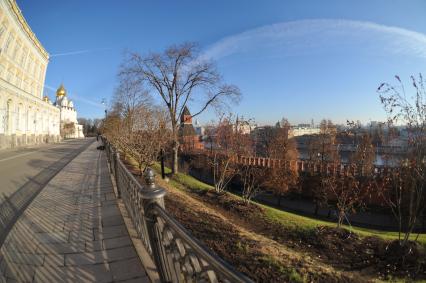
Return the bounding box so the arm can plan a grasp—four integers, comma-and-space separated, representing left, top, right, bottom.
103, 138, 252, 283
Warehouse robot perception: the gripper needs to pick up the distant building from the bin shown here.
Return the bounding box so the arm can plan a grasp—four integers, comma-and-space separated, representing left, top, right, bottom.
53, 84, 84, 138
179, 107, 203, 151
235, 116, 255, 135
370, 121, 379, 129
251, 126, 278, 157
290, 125, 320, 137
297, 123, 311, 128
193, 119, 205, 137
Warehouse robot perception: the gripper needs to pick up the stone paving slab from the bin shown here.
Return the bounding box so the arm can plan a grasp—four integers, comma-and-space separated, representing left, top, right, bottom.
0, 142, 149, 282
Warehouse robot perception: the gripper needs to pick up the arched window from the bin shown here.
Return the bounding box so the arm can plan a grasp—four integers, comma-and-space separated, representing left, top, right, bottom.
15, 104, 20, 131
5, 99, 11, 133
0, 97, 4, 134
4, 33, 13, 54
0, 24, 5, 41
19, 103, 24, 131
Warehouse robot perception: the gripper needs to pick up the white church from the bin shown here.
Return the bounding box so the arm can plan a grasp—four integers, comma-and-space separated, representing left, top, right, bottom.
53, 84, 84, 139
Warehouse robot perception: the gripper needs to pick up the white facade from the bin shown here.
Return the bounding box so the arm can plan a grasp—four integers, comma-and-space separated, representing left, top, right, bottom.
194, 119, 205, 137
0, 0, 60, 149
235, 117, 255, 135
54, 84, 84, 139
289, 126, 321, 137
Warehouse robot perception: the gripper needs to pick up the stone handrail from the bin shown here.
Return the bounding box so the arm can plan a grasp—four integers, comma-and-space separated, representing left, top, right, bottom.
103, 138, 252, 283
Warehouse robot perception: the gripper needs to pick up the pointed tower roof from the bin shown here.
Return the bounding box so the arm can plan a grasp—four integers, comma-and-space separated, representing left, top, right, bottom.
182, 106, 191, 116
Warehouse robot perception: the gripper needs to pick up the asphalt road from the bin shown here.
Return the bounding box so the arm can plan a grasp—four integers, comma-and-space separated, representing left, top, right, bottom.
0, 138, 94, 199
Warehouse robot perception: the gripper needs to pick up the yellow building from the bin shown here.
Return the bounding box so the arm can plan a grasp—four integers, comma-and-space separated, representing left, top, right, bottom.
0, 0, 60, 149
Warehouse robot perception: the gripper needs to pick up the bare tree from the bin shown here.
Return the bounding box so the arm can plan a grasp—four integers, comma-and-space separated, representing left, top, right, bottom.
112, 75, 151, 136
309, 119, 339, 165
353, 134, 375, 175
320, 124, 376, 227
266, 120, 299, 205
78, 118, 101, 136
126, 106, 171, 176
120, 42, 241, 174
322, 174, 371, 228
307, 119, 339, 214
77, 117, 89, 136
208, 114, 249, 193
377, 74, 426, 246
61, 122, 75, 138
101, 103, 131, 159
232, 124, 269, 204
240, 164, 268, 204
347, 121, 376, 176
101, 110, 121, 142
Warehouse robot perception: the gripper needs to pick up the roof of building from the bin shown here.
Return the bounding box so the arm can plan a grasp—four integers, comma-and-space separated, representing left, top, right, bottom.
7, 0, 49, 60
56, 84, 67, 97
182, 106, 191, 116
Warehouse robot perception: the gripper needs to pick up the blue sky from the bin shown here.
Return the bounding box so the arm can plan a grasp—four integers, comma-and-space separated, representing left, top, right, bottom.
17, 0, 426, 125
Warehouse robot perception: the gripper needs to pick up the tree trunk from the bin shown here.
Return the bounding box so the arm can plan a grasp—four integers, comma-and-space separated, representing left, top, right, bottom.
160, 149, 165, 179
172, 141, 179, 174
171, 120, 179, 174
337, 210, 344, 228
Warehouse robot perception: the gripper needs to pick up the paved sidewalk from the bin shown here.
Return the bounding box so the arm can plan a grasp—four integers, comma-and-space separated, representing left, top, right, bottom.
0, 142, 149, 282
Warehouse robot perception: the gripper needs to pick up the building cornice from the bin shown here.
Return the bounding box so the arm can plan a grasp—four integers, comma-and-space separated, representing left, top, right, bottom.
6, 0, 49, 60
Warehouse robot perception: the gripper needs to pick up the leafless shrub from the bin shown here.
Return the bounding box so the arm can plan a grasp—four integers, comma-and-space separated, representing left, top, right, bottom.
322, 174, 371, 228
377, 74, 426, 245
240, 164, 268, 204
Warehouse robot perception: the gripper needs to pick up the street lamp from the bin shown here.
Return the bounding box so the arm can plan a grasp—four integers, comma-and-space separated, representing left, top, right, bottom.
101, 98, 107, 119
101, 99, 108, 136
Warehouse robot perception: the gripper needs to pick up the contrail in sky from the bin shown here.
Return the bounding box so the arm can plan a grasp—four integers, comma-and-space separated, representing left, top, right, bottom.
44, 84, 104, 108
50, 48, 112, 58
201, 19, 426, 61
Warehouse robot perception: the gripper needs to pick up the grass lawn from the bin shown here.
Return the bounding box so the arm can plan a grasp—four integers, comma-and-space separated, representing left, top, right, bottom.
150, 162, 426, 245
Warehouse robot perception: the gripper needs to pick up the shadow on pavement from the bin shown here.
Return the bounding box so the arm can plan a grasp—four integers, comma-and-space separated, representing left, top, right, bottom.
0, 140, 94, 247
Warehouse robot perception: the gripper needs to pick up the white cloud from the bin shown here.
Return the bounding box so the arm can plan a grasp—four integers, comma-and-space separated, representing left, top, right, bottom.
70, 94, 105, 108
201, 19, 426, 61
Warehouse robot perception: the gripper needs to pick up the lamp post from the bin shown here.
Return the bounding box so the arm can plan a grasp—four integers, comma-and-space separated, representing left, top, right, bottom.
101, 98, 107, 119
101, 98, 108, 136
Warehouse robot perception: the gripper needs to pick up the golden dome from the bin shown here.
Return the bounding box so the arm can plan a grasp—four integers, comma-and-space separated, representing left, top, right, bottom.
43, 96, 50, 102
56, 84, 67, 97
